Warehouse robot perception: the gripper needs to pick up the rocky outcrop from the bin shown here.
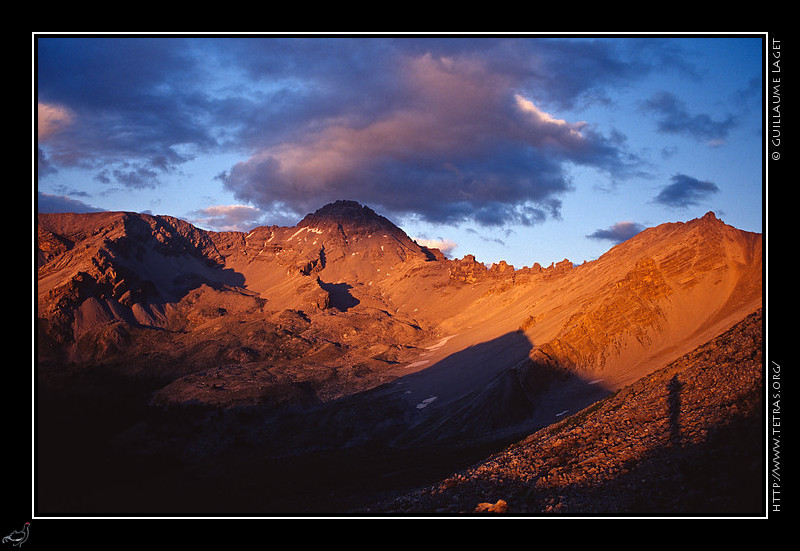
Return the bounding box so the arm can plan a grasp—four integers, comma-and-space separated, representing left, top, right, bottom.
449, 254, 487, 284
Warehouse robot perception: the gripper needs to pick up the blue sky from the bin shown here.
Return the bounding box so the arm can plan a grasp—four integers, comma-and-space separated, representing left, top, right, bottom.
36, 34, 765, 268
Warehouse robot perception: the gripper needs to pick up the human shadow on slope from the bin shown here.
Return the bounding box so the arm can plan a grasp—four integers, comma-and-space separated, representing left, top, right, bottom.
668, 374, 684, 446
534, 378, 763, 516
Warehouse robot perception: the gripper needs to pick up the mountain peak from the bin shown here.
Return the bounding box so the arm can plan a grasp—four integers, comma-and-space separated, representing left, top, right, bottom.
301, 199, 377, 222
298, 200, 402, 236
312, 199, 369, 215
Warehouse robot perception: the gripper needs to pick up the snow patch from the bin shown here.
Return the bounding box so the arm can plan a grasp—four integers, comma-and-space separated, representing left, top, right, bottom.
426, 334, 457, 351
288, 227, 308, 240
416, 396, 438, 409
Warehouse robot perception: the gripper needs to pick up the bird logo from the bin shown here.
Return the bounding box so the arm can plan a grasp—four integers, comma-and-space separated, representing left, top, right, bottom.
2, 523, 29, 547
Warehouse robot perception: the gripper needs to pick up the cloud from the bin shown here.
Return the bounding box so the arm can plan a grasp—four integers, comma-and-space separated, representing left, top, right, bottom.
95, 164, 160, 189
36, 37, 222, 186
220, 50, 634, 227
37, 191, 105, 213
36, 37, 694, 219
640, 91, 736, 145
465, 227, 507, 246
587, 221, 645, 243
37, 102, 74, 140
413, 237, 458, 256
654, 174, 719, 208
38, 102, 76, 179
189, 204, 264, 232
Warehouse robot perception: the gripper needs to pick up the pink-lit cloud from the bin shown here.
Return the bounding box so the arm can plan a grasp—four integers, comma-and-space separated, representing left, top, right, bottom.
37, 102, 74, 140
413, 237, 458, 256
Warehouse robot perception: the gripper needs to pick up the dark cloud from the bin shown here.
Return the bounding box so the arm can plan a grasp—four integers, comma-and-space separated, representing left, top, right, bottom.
37, 148, 57, 179
218, 47, 639, 227
587, 221, 645, 243
654, 174, 720, 208
36, 36, 697, 223
391, 37, 693, 111
37, 192, 105, 213
95, 164, 160, 189
640, 91, 736, 145
482, 236, 507, 246
502, 38, 652, 110
37, 37, 223, 187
